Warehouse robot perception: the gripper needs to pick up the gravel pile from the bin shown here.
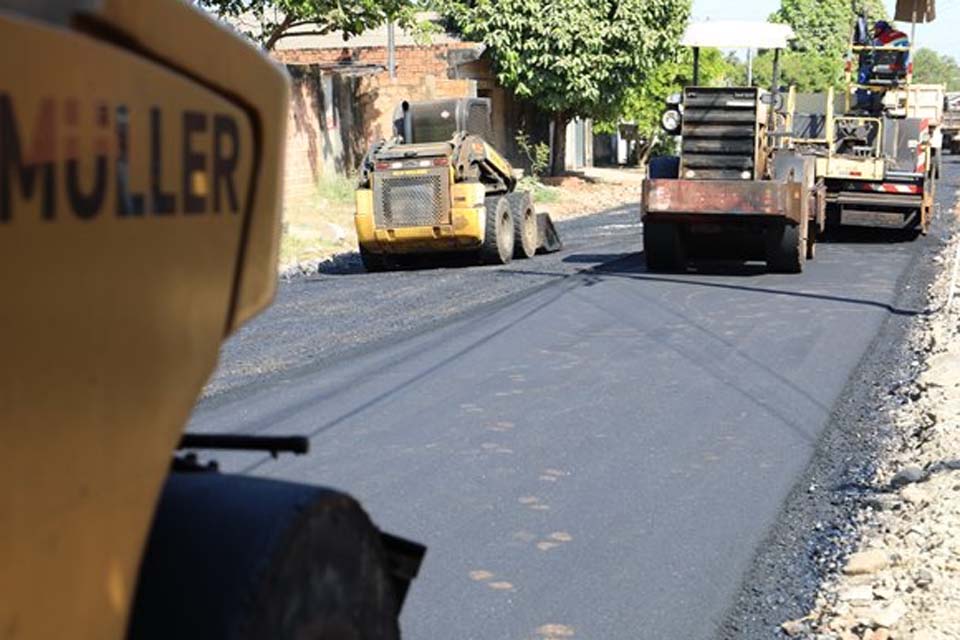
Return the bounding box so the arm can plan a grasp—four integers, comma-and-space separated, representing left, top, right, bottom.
781, 232, 960, 640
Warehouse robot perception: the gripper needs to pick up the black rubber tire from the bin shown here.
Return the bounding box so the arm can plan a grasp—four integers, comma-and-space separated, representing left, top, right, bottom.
359, 246, 395, 273
506, 191, 538, 259
241, 493, 398, 640
480, 196, 515, 265
128, 473, 401, 640
765, 220, 805, 273
806, 225, 817, 260
643, 221, 686, 272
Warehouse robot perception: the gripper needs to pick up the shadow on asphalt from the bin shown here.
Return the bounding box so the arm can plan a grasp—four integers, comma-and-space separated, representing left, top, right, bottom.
511, 251, 928, 317
314, 251, 493, 276
819, 227, 923, 245
565, 252, 770, 277
236, 281, 572, 474
310, 222, 921, 280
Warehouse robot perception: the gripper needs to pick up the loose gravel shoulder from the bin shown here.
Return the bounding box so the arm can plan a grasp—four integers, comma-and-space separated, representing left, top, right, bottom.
777, 229, 960, 640
721, 185, 960, 638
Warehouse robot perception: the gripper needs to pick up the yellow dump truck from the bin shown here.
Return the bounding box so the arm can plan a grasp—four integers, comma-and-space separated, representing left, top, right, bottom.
355, 98, 561, 271
1, 2, 422, 638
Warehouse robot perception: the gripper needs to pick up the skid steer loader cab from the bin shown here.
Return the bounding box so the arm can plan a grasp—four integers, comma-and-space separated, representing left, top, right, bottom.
1, 2, 423, 638
641, 21, 826, 274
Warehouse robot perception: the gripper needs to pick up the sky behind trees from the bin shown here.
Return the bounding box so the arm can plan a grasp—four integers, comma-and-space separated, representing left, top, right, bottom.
692, 0, 958, 62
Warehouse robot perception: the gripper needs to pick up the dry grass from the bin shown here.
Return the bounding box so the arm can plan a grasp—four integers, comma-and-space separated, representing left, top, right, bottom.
279, 175, 357, 270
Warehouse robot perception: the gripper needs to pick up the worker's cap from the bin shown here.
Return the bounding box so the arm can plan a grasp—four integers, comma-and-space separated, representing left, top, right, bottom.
873, 20, 892, 33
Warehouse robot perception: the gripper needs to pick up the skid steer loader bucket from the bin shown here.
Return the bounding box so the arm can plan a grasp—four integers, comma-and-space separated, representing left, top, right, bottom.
537, 213, 563, 253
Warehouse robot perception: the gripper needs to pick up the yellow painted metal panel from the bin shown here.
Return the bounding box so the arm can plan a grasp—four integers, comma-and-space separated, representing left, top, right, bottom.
354, 189, 376, 246
817, 156, 886, 180
451, 182, 485, 209
92, 0, 290, 332
362, 206, 485, 254
0, 6, 279, 638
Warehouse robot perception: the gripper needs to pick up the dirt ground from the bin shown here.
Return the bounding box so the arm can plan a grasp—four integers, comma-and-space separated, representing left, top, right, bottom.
536, 166, 645, 220
278, 166, 646, 275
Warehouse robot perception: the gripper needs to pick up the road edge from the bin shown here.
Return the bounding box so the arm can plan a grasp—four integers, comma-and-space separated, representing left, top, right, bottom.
719, 190, 960, 637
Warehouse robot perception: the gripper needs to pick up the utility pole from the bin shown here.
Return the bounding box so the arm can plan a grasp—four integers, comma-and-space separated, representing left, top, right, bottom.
387, 20, 396, 79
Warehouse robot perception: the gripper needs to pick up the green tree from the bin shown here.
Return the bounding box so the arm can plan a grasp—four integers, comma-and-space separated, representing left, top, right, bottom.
772, 0, 886, 57
913, 47, 960, 91
438, 0, 690, 174
600, 47, 735, 159
199, 0, 419, 50
751, 49, 847, 92
760, 0, 888, 92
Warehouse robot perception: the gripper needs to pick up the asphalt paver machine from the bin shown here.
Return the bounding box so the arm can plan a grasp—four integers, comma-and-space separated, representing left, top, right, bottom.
798, 0, 940, 234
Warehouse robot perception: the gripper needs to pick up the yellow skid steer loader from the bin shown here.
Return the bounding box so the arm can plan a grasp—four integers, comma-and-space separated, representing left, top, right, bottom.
355, 98, 561, 271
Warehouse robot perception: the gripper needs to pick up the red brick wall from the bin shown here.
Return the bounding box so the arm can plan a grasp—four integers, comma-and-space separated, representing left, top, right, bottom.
283, 72, 329, 218
277, 45, 477, 145
275, 44, 473, 77
276, 45, 477, 218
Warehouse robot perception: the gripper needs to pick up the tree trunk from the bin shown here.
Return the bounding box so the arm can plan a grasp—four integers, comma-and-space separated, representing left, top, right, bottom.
550, 111, 569, 176
638, 133, 659, 167
263, 14, 295, 51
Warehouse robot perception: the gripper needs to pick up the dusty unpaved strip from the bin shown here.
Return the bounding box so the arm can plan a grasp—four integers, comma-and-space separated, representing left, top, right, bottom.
781, 223, 960, 640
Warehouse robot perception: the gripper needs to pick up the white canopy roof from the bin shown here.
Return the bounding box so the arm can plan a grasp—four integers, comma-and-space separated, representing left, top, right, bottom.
681, 21, 796, 49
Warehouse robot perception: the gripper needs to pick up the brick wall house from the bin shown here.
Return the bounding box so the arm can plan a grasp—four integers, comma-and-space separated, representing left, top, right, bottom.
270, 19, 592, 217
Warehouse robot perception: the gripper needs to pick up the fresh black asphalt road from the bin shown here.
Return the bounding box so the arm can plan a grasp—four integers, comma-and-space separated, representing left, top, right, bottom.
192, 162, 958, 639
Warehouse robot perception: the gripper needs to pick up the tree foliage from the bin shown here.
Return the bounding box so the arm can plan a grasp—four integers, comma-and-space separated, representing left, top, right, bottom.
199, 0, 419, 50
761, 0, 888, 92
438, 0, 690, 172
772, 0, 887, 57
913, 48, 960, 92
749, 49, 846, 92
599, 48, 735, 152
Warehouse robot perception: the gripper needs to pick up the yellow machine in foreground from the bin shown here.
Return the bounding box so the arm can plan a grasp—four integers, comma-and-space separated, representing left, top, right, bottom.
1, 2, 422, 638
355, 98, 561, 271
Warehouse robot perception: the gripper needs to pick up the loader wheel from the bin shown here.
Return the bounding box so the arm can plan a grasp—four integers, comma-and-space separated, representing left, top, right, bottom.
507, 191, 538, 259
128, 474, 403, 640
481, 196, 515, 265
360, 246, 396, 273
643, 221, 686, 272
765, 220, 805, 273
